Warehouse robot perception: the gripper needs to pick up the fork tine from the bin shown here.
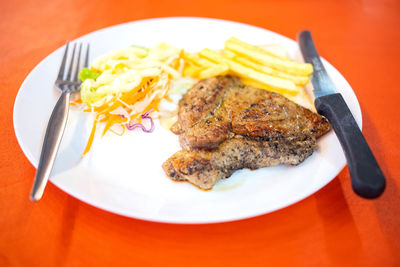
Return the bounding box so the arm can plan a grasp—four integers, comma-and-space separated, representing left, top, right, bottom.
65, 43, 77, 81
73, 43, 83, 82
57, 42, 70, 80
84, 43, 90, 68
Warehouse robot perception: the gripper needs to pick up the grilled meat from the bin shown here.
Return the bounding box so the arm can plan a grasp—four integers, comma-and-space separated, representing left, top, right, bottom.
163, 136, 316, 190
172, 76, 329, 150
163, 76, 330, 189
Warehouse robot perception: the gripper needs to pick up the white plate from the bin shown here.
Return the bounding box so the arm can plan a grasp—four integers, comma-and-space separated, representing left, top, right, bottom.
13, 17, 361, 224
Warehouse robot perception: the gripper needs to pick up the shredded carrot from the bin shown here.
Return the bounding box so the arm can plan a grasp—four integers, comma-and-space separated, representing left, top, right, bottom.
102, 115, 126, 136
82, 118, 98, 156
109, 124, 126, 136
146, 98, 162, 112
70, 98, 82, 106
94, 78, 153, 116
163, 95, 173, 102
124, 79, 154, 104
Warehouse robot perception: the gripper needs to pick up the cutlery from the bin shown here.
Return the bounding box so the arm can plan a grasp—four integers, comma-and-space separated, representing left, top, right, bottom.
30, 42, 89, 201
298, 30, 385, 198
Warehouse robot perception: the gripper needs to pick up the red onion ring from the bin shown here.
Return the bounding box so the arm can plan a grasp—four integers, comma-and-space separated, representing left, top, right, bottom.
126, 108, 155, 133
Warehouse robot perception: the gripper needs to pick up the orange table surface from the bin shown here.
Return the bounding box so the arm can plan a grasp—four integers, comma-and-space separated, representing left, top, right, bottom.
1, 0, 399, 266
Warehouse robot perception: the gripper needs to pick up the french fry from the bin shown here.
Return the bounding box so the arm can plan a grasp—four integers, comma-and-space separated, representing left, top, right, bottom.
228, 37, 289, 60
183, 51, 215, 67
198, 64, 229, 79
182, 63, 203, 78
233, 56, 309, 86
281, 86, 315, 111
199, 48, 298, 95
222, 50, 303, 84
241, 78, 313, 109
258, 44, 290, 59
221, 49, 237, 59
225, 39, 313, 76
240, 78, 272, 91
229, 62, 298, 95
199, 49, 225, 63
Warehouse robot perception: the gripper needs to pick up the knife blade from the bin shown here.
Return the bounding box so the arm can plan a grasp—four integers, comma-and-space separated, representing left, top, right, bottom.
298, 30, 385, 198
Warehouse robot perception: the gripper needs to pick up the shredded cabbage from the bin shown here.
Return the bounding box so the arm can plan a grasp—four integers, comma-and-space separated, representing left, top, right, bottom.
79, 43, 184, 106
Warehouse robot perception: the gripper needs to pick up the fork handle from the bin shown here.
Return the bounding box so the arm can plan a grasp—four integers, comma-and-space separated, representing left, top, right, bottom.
30, 90, 71, 201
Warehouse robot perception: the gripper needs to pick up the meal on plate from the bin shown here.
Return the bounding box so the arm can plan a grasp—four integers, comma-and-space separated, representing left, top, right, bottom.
75, 37, 330, 189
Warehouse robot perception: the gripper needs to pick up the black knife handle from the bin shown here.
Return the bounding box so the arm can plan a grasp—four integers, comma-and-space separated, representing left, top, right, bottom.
315, 93, 385, 198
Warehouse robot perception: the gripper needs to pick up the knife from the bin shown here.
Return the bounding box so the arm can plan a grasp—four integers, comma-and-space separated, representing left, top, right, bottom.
298, 30, 385, 198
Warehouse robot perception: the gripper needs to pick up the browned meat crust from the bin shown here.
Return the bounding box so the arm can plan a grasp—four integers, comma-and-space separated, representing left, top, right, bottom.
172, 76, 329, 150
170, 76, 234, 135
162, 136, 316, 190
163, 76, 330, 189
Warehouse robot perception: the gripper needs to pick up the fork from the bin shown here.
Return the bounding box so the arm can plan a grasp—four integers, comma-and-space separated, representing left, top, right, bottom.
30, 42, 89, 201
